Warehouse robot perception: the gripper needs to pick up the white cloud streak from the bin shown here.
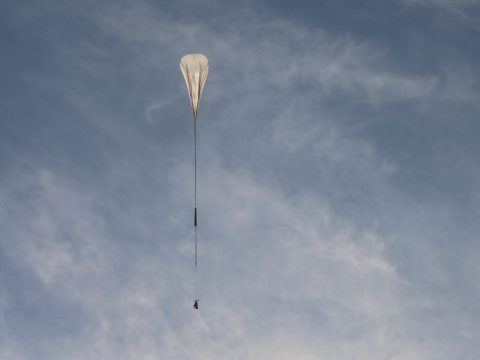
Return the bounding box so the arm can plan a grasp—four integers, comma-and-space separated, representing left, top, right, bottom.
1, 0, 479, 359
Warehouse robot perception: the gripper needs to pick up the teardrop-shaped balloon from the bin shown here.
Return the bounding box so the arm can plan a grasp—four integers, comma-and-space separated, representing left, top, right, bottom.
180, 54, 209, 120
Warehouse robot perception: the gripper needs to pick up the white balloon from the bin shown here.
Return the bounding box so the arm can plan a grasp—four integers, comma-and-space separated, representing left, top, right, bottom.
180, 54, 209, 120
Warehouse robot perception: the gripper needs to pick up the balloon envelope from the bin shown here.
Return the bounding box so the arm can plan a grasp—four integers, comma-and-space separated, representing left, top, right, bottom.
180, 54, 209, 119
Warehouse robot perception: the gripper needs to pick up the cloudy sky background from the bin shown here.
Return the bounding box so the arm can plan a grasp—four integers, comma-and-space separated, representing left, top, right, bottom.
1, 0, 480, 359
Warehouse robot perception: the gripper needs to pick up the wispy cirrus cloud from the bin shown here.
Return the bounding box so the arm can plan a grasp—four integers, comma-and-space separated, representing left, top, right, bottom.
1, 0, 480, 359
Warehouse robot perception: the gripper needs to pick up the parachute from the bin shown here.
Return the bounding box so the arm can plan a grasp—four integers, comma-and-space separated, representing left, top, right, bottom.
180, 53, 209, 310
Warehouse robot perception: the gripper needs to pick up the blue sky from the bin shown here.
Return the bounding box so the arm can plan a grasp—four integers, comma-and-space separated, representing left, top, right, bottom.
1, 0, 480, 359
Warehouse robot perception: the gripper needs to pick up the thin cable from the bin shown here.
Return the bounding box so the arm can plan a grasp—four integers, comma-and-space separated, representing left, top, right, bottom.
195, 226, 198, 299
194, 115, 198, 300
194, 116, 197, 225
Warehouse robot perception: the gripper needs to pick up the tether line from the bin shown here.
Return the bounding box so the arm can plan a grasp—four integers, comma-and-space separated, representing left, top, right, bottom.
194, 114, 198, 300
